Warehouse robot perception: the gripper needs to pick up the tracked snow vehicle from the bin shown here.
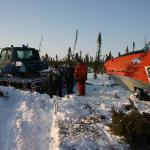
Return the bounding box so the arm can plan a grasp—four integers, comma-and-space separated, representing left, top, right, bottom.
0, 45, 50, 93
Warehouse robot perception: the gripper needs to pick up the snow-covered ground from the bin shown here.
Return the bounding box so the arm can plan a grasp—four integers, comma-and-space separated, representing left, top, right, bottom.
0, 73, 150, 150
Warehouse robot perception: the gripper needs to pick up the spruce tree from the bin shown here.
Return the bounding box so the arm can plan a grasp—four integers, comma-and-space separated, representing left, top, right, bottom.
97, 32, 102, 63
67, 47, 72, 62
96, 32, 102, 74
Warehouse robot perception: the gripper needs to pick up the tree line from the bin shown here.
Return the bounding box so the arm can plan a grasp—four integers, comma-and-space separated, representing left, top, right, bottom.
41, 32, 112, 74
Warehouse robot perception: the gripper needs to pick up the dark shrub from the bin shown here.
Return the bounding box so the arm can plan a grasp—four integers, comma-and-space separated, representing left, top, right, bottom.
109, 108, 150, 150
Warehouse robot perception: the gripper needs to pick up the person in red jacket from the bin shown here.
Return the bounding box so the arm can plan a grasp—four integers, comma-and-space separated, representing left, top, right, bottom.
74, 59, 87, 96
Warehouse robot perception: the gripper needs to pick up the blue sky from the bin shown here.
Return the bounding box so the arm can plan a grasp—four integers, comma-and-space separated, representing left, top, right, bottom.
0, 0, 149, 58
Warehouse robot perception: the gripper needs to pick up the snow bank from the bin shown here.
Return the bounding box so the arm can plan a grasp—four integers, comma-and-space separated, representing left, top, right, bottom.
0, 87, 54, 150
0, 73, 150, 150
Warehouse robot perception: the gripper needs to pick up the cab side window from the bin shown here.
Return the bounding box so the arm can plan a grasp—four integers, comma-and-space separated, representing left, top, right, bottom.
5, 50, 11, 60
0, 50, 7, 59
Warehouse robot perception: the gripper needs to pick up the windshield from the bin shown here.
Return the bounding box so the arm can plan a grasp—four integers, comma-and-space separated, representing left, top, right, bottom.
16, 48, 40, 60
17, 50, 32, 59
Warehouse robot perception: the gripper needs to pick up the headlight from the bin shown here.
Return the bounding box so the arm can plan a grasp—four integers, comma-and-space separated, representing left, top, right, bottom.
16, 61, 22, 66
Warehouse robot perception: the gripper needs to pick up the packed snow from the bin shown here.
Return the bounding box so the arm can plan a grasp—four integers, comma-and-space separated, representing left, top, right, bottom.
0, 73, 150, 150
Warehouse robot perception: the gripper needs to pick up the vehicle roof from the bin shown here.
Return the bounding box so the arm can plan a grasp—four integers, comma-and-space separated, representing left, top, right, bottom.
2, 47, 37, 51
116, 49, 148, 58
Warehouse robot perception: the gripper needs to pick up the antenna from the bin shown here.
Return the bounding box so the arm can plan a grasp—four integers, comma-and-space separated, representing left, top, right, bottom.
145, 34, 147, 46
39, 35, 44, 51
144, 34, 149, 50
133, 41, 135, 51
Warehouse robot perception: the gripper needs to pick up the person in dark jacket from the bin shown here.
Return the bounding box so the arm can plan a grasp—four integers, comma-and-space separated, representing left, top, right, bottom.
65, 63, 75, 95
51, 64, 62, 97
47, 69, 53, 98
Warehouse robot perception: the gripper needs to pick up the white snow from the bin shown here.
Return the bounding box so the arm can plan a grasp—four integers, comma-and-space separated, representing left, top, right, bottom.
0, 73, 149, 150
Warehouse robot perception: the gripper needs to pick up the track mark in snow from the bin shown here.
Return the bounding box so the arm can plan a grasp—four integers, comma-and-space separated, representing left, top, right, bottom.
49, 113, 60, 150
50, 95, 74, 150
0, 89, 54, 150
51, 93, 127, 150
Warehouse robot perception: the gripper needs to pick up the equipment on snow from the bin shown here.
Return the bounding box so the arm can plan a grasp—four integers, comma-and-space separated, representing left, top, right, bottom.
0, 45, 50, 93
104, 44, 150, 100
